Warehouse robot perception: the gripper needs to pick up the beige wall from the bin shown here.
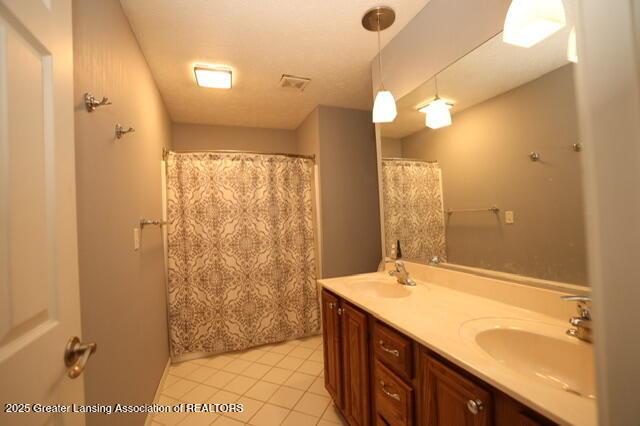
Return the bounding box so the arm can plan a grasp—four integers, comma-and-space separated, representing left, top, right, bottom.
381, 138, 402, 157
172, 122, 297, 153
315, 106, 382, 278
400, 65, 587, 284
73, 1, 171, 425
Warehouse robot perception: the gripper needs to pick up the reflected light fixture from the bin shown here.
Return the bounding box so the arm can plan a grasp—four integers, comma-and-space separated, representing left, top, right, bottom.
503, 0, 566, 48
363, 6, 397, 123
418, 77, 452, 129
194, 65, 233, 89
567, 27, 578, 63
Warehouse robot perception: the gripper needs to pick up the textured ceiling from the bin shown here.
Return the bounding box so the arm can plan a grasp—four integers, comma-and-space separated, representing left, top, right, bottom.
119, 0, 430, 129
382, 0, 578, 139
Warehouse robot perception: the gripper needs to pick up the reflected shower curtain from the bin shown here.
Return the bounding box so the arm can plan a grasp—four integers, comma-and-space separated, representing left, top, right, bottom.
166, 152, 319, 359
381, 159, 447, 263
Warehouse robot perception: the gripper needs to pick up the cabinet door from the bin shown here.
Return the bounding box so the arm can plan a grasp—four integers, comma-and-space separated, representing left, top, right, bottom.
341, 302, 370, 426
322, 290, 343, 408
420, 353, 492, 426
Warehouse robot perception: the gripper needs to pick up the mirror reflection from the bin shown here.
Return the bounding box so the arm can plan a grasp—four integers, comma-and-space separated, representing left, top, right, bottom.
380, 16, 586, 286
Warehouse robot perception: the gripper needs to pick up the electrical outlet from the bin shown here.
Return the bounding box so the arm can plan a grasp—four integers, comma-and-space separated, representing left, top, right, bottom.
505, 211, 515, 224
133, 228, 140, 251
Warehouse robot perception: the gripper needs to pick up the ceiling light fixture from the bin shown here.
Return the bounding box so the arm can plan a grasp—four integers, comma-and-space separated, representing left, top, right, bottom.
567, 27, 578, 63
418, 76, 452, 130
194, 65, 232, 89
362, 6, 397, 123
503, 0, 566, 48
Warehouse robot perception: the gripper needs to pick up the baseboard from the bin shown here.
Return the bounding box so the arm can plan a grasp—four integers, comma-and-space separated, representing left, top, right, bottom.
144, 357, 171, 426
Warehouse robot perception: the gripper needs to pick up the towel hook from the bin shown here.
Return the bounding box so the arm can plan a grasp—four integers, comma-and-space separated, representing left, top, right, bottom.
84, 92, 112, 112
115, 124, 135, 139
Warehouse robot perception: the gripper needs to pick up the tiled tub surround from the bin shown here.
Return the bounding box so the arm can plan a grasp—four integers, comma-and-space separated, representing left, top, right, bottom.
148, 335, 345, 425
319, 261, 596, 426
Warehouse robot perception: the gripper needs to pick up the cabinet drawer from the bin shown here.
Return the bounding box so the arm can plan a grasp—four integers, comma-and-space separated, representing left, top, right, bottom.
373, 321, 413, 380
374, 359, 414, 426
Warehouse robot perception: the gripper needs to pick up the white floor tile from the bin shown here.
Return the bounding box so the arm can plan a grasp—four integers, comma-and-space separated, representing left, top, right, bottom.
240, 363, 272, 380
205, 355, 235, 369
163, 379, 199, 399
297, 360, 323, 376
283, 372, 316, 391
211, 389, 241, 404
275, 356, 305, 371
213, 416, 246, 425
223, 359, 252, 375
180, 384, 218, 403
223, 396, 264, 423
293, 392, 330, 417
282, 410, 319, 426
244, 381, 280, 401
225, 375, 258, 395
261, 367, 293, 385
205, 370, 238, 389
288, 346, 314, 360
170, 362, 200, 378
267, 386, 305, 409
255, 352, 285, 366
321, 403, 347, 425
186, 366, 218, 383
178, 411, 218, 425
308, 376, 329, 397
248, 403, 291, 426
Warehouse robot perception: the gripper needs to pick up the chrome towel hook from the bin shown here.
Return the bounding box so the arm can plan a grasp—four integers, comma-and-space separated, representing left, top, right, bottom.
115, 124, 135, 139
84, 92, 112, 112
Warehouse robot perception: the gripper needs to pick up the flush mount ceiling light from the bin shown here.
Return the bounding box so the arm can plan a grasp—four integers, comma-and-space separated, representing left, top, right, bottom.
363, 6, 397, 123
567, 27, 578, 63
503, 0, 566, 48
194, 65, 232, 89
418, 76, 452, 130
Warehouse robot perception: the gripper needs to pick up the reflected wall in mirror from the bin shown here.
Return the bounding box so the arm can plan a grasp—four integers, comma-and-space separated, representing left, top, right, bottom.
380, 6, 587, 286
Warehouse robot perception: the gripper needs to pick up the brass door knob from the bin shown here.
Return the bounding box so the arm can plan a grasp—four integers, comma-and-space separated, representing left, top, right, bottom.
64, 336, 97, 379
467, 399, 484, 415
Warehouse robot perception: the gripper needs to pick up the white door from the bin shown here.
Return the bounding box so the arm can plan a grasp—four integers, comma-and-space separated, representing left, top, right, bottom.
0, 1, 87, 425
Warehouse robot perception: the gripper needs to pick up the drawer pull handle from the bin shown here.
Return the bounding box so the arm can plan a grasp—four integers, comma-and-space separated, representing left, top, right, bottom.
379, 340, 400, 357
467, 399, 484, 415
328, 302, 335, 309
379, 380, 401, 401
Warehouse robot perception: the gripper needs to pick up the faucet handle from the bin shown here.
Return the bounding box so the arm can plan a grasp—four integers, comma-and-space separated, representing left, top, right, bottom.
561, 295, 592, 319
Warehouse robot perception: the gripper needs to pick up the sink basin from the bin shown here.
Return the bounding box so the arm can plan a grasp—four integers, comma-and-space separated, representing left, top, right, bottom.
460, 318, 596, 399
348, 276, 412, 299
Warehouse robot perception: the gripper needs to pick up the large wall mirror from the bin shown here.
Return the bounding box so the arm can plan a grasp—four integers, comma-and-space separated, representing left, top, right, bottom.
379, 6, 587, 286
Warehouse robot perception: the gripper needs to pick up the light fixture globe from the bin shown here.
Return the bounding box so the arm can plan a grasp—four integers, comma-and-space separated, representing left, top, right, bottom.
420, 98, 452, 129
503, 0, 566, 48
373, 90, 397, 123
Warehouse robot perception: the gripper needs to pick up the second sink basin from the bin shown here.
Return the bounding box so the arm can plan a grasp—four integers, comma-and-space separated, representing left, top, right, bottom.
460, 318, 596, 399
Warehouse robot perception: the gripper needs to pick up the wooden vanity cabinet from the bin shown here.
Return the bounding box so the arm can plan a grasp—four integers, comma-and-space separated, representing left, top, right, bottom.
321, 289, 556, 426
321, 289, 370, 425
322, 289, 343, 407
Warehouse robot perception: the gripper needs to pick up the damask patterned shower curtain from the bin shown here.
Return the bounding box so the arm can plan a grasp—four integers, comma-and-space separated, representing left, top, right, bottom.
381, 159, 447, 263
166, 152, 319, 359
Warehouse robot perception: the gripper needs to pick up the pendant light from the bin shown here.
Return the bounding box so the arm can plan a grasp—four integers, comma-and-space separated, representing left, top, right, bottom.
567, 27, 578, 63
363, 6, 397, 123
503, 0, 566, 48
418, 76, 452, 129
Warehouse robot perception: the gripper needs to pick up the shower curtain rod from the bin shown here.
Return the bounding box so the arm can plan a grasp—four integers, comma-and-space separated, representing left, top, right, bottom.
163, 148, 315, 162
382, 157, 438, 163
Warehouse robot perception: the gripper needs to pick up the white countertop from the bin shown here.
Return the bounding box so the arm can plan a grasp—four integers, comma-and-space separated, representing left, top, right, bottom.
318, 271, 597, 426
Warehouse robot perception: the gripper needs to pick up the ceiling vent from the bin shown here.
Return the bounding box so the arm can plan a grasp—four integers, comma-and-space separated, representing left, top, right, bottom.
279, 74, 310, 91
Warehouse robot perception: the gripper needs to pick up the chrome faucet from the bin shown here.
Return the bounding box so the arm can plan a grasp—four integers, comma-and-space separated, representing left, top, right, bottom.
561, 295, 592, 343
385, 258, 416, 286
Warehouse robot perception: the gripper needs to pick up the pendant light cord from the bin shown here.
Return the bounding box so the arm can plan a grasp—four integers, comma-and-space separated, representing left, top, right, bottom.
377, 14, 385, 90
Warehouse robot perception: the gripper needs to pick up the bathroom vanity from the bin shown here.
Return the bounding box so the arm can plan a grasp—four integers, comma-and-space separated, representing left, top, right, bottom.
318, 263, 596, 426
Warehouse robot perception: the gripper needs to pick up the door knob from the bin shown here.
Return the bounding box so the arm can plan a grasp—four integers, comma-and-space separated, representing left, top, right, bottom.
64, 336, 97, 379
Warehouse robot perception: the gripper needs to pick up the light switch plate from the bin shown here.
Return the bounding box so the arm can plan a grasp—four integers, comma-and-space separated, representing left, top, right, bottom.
505, 210, 515, 224
133, 228, 140, 251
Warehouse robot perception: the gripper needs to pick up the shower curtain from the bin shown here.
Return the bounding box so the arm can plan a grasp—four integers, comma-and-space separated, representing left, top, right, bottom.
381, 159, 447, 263
165, 152, 319, 359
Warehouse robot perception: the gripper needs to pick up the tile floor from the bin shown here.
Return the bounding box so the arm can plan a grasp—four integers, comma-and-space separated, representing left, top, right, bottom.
150, 335, 347, 426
